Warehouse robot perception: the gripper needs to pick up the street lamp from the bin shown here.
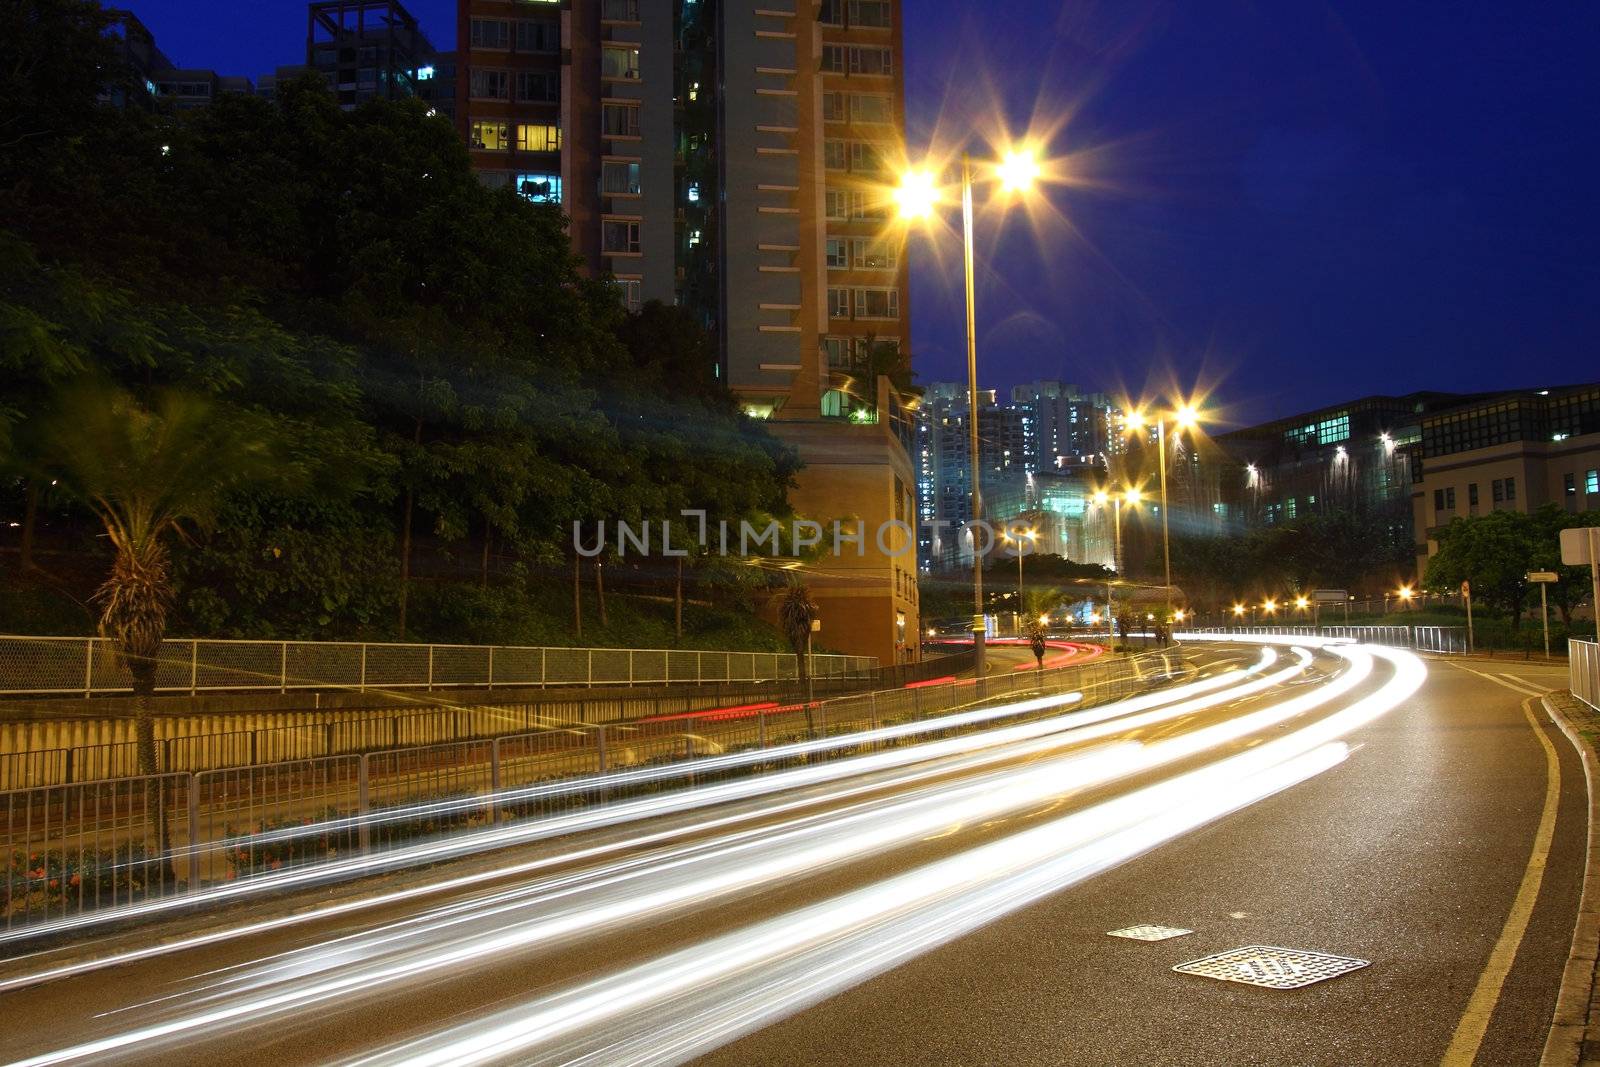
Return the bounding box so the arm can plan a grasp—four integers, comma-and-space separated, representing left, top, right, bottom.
1262, 598, 1278, 616
898, 145, 1042, 685
1002, 527, 1038, 628
1123, 403, 1203, 620
1091, 486, 1140, 576
1396, 584, 1415, 613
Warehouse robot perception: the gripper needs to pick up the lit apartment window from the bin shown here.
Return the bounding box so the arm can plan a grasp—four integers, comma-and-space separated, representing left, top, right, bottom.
602, 219, 641, 254
1567, 473, 1579, 496
821, 389, 847, 418
470, 119, 511, 151
469, 69, 510, 100
848, 46, 893, 76
824, 188, 849, 221
1589, 469, 1600, 494
850, 141, 884, 173
852, 238, 897, 270
516, 123, 562, 152
602, 159, 642, 195
854, 287, 899, 319
824, 140, 847, 170
825, 238, 848, 269
470, 18, 510, 49
850, 93, 892, 123
827, 287, 850, 318
602, 0, 640, 21
848, 1, 892, 27
602, 101, 641, 137
614, 277, 642, 311
602, 45, 641, 80
516, 70, 558, 102
514, 20, 559, 52
516, 173, 561, 203
822, 92, 847, 123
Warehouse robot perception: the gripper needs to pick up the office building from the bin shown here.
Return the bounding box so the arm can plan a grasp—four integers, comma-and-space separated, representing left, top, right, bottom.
1412, 383, 1600, 573
307, 0, 436, 109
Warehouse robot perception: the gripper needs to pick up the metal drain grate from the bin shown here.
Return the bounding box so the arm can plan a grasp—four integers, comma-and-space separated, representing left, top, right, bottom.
1108, 924, 1194, 942
1173, 945, 1370, 989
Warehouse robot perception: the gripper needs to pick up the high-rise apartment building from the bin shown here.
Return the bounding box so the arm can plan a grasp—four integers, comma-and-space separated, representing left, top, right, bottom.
1011, 379, 1113, 470
453, 0, 920, 663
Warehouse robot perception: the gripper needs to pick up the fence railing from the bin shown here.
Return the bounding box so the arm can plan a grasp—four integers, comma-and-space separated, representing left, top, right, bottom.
0, 647, 1183, 933
1574, 639, 1599, 712
0, 635, 877, 698
1185, 625, 1467, 653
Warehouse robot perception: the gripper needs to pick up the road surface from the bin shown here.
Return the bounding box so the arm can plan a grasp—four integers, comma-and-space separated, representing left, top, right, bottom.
0, 642, 1582, 1066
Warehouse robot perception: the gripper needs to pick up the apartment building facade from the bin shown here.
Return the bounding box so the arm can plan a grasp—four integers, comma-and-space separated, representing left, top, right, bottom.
451, 0, 919, 662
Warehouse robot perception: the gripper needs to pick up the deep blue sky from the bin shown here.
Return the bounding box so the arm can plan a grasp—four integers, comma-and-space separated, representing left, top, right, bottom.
129, 1, 1600, 427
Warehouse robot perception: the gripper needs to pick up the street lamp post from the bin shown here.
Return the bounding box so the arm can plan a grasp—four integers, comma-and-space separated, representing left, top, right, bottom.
898, 146, 1041, 689
1125, 406, 1199, 621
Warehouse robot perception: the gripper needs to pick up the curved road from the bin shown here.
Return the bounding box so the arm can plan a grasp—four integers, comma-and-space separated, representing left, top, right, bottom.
0, 642, 1582, 1066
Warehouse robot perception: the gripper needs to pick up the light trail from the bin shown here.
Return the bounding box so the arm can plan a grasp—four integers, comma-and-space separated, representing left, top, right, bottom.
359, 644, 1425, 1067
0, 649, 1257, 950
0, 651, 1326, 1062
0, 649, 1277, 978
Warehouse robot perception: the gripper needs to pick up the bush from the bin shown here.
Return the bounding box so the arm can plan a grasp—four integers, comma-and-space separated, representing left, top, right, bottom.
4, 844, 163, 918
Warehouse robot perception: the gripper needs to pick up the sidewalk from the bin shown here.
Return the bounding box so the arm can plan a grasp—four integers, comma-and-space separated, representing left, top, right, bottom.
1542, 689, 1600, 1067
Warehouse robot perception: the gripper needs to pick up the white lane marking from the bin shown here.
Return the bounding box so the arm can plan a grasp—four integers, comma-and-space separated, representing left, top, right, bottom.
1500, 672, 1553, 693
1453, 663, 1547, 698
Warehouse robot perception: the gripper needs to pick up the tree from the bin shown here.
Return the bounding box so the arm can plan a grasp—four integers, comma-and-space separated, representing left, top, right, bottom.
39, 382, 286, 774
1424, 510, 1540, 627
778, 583, 819, 733
1529, 504, 1597, 625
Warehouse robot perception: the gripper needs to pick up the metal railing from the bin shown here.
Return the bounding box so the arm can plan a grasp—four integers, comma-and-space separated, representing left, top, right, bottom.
1, 647, 1184, 932
1573, 639, 1599, 712
0, 635, 876, 698
1186, 625, 1467, 653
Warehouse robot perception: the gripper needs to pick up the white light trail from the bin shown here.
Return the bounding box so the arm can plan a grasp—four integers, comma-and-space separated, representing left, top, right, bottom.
2, 650, 1269, 950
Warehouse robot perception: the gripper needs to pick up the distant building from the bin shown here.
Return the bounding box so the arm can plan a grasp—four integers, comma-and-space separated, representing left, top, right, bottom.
1412, 383, 1600, 574
307, 0, 435, 109
916, 380, 1117, 570
105, 11, 253, 109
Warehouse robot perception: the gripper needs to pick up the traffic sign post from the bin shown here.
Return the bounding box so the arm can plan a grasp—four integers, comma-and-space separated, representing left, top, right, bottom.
1560, 528, 1600, 644
1461, 580, 1473, 655
1527, 571, 1559, 659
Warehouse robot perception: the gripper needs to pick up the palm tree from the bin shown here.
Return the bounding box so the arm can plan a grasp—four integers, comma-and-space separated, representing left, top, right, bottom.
41, 382, 282, 777
778, 582, 819, 734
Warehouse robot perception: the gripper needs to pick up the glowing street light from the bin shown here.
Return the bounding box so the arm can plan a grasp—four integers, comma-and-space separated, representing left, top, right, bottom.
898, 144, 1046, 683
1232, 603, 1247, 617
1294, 595, 1310, 611
1262, 599, 1278, 615
1121, 400, 1205, 618
997, 147, 1042, 194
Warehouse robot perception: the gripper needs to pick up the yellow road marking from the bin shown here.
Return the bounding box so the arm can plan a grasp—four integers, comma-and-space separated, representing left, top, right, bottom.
1440, 695, 1561, 1066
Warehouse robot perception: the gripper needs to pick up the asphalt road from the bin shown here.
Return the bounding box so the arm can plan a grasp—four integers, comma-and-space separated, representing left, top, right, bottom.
0, 642, 1582, 1067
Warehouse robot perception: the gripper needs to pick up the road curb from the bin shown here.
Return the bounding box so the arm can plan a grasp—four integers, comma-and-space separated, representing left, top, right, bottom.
1541, 692, 1600, 1067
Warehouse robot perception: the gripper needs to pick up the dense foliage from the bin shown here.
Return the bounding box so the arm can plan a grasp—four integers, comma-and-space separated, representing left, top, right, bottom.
0, 0, 798, 646
1423, 505, 1594, 628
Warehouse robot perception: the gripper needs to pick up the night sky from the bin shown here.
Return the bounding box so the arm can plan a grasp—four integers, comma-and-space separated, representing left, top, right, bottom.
128, 1, 1599, 427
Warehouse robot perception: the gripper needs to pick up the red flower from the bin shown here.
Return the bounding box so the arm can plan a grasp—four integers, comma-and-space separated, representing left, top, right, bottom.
269, 860, 283, 870
48, 879, 58, 891
69, 874, 80, 888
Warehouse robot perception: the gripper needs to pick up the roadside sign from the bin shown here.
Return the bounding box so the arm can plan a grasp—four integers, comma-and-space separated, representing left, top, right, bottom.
1561, 527, 1598, 566
1311, 589, 1347, 603
1460, 580, 1470, 597
1526, 571, 1559, 583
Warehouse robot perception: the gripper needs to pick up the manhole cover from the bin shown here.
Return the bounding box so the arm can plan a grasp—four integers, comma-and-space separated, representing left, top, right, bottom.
1173, 945, 1370, 989
1108, 924, 1193, 942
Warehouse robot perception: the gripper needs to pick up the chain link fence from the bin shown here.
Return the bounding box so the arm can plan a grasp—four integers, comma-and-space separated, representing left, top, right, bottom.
0, 636, 874, 697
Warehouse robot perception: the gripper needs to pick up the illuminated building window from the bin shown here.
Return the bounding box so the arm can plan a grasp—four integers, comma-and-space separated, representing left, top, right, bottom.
470, 119, 511, 151
602, 159, 641, 195
516, 173, 561, 203
516, 123, 562, 152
